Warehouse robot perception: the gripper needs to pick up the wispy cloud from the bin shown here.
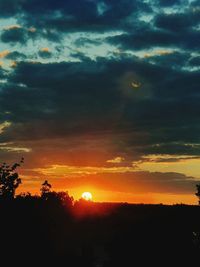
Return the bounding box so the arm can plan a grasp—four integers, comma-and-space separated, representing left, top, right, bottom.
0, 50, 10, 58
107, 157, 125, 164
0, 121, 11, 134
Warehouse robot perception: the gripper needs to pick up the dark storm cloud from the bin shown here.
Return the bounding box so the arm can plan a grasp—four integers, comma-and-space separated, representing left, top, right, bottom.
38, 49, 52, 59
107, 29, 175, 50
70, 51, 92, 61
144, 51, 191, 69
1, 26, 37, 44
189, 56, 200, 66
0, 66, 7, 79
0, 0, 197, 52
74, 37, 101, 47
0, 56, 200, 159
0, 0, 199, 162
5, 51, 27, 60
155, 14, 192, 32
190, 0, 200, 7
140, 155, 200, 163
157, 0, 182, 6
0, 59, 123, 142
154, 12, 200, 32
143, 143, 200, 156
107, 5, 200, 52
1, 27, 26, 44
0, 0, 149, 33
0, 0, 19, 18
108, 27, 200, 51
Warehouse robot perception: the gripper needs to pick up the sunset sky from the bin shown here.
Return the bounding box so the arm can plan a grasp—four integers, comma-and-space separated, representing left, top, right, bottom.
0, 0, 200, 204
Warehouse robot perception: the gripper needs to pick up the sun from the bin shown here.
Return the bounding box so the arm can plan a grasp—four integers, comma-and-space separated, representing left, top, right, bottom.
82, 192, 92, 201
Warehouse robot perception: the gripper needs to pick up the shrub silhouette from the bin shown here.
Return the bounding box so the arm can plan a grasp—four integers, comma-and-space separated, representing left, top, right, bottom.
0, 158, 23, 199
16, 191, 33, 200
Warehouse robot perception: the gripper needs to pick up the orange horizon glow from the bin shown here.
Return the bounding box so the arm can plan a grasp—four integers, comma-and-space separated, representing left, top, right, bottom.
16, 183, 197, 205
13, 153, 200, 206
81, 192, 92, 201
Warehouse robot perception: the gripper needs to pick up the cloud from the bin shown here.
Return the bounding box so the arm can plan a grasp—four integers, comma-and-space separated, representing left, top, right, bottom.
0, 50, 10, 58
5, 51, 27, 60
189, 56, 200, 66
30, 163, 198, 195
0, 121, 11, 134
0, 57, 200, 156
139, 154, 200, 163
106, 5, 200, 52
143, 49, 174, 58
1, 24, 38, 44
0, 1, 19, 18
107, 157, 125, 164
38, 47, 52, 59
143, 51, 190, 69
0, 143, 31, 153
0, 0, 150, 37
108, 28, 200, 51
158, 0, 182, 7
154, 13, 196, 32
1, 26, 27, 43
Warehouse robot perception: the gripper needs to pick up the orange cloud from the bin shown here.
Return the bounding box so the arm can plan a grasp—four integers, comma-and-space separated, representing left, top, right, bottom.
107, 156, 125, 163
0, 121, 11, 134
34, 164, 136, 177
0, 50, 10, 58
4, 24, 21, 30
10, 61, 17, 68
40, 47, 51, 52
144, 49, 174, 58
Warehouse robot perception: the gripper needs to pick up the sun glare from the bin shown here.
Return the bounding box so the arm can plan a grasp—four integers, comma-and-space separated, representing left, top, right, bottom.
82, 192, 92, 201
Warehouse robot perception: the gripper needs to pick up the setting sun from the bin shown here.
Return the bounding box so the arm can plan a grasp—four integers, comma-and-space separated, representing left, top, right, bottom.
82, 192, 92, 201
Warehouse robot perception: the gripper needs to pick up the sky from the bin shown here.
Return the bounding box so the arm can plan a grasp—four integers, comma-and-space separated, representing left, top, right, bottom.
0, 0, 200, 204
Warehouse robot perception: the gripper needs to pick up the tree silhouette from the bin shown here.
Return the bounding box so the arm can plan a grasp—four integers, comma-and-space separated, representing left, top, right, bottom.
40, 180, 73, 207
195, 184, 200, 205
54, 191, 74, 207
0, 158, 23, 199
40, 180, 52, 200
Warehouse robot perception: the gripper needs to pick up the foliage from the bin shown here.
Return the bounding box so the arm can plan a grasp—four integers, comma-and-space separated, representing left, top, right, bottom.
0, 158, 24, 199
40, 180, 52, 199
40, 180, 73, 207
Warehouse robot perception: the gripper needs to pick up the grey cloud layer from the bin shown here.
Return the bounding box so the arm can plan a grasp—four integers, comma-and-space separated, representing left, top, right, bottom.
0, 56, 200, 157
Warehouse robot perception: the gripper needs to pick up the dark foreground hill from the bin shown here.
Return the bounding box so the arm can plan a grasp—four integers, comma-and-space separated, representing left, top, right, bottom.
1, 199, 200, 266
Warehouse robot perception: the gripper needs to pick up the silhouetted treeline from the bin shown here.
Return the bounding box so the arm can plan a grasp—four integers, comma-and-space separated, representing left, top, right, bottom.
1, 161, 200, 266
1, 196, 200, 266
